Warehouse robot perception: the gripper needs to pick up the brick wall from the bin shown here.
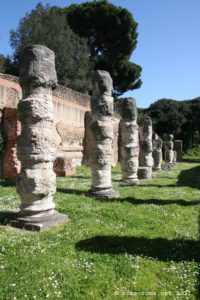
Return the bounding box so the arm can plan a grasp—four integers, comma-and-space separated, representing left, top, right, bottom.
0, 73, 90, 180
0, 73, 90, 109
2, 108, 21, 180
0, 73, 120, 180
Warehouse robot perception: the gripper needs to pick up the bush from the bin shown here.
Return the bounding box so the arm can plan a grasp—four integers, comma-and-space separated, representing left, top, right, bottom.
183, 144, 200, 159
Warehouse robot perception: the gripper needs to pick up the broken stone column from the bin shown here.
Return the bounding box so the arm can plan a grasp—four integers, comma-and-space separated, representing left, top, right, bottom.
120, 98, 139, 185
174, 140, 183, 161
53, 153, 76, 176
152, 139, 163, 171
173, 150, 177, 164
138, 116, 153, 179
11, 45, 67, 231
89, 70, 119, 198
164, 134, 174, 166
82, 111, 93, 166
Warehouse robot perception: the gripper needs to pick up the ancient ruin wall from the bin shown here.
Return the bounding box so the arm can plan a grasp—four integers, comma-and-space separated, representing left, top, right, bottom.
0, 73, 90, 179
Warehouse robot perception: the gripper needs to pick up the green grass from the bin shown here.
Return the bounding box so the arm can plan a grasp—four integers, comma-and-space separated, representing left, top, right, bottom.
0, 161, 199, 300
183, 144, 200, 161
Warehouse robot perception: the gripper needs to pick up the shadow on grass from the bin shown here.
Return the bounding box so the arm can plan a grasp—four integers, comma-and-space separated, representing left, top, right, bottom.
71, 175, 90, 180
118, 198, 200, 206
152, 175, 176, 179
76, 235, 200, 263
112, 179, 122, 183
0, 179, 15, 187
182, 158, 200, 163
57, 188, 86, 196
133, 184, 175, 188
0, 211, 17, 225
134, 165, 200, 189
177, 166, 200, 189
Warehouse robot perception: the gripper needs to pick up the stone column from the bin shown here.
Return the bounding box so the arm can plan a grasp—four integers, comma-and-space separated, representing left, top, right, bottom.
174, 140, 183, 161
11, 45, 67, 231
173, 151, 177, 164
82, 111, 93, 166
138, 116, 153, 179
152, 139, 163, 171
120, 98, 139, 185
164, 134, 174, 166
89, 70, 119, 199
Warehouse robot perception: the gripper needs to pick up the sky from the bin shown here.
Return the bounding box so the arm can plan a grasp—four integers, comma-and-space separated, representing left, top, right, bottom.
0, 0, 200, 108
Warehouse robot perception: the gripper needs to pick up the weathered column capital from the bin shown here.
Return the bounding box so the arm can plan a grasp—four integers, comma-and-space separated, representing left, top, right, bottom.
120, 97, 137, 121
91, 70, 113, 98
19, 45, 57, 93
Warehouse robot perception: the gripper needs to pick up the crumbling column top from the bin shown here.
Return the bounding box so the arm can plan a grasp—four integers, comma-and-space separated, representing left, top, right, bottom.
92, 70, 113, 97
19, 44, 57, 89
120, 97, 137, 121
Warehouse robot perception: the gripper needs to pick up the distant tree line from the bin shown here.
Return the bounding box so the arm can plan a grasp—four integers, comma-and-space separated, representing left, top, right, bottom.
0, 0, 142, 95
2, 1, 199, 151
138, 98, 200, 150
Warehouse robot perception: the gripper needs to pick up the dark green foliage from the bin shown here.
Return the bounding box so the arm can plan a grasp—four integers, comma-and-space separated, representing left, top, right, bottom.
65, 0, 142, 96
184, 144, 200, 159
137, 107, 148, 125
148, 99, 185, 136
10, 3, 92, 93
139, 97, 200, 150
0, 55, 7, 73
9, 1, 142, 95
0, 55, 17, 75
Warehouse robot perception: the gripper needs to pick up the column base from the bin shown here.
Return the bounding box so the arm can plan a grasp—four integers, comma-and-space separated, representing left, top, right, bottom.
88, 187, 119, 199
153, 167, 162, 171
10, 210, 68, 232
121, 178, 140, 186
138, 167, 152, 179
162, 163, 174, 170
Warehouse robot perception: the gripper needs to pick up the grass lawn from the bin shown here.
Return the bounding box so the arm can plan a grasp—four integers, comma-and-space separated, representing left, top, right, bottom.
0, 160, 199, 299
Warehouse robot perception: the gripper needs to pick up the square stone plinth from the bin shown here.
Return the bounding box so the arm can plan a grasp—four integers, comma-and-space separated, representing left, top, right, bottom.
10, 210, 68, 232
88, 188, 119, 199
121, 179, 140, 186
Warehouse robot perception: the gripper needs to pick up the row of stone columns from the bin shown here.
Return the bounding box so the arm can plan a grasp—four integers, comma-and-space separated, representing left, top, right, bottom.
88, 70, 176, 196
88, 73, 177, 193
83, 69, 177, 197
10, 44, 177, 231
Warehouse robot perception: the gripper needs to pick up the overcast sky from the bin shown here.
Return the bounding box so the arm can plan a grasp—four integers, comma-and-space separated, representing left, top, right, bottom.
0, 0, 200, 108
